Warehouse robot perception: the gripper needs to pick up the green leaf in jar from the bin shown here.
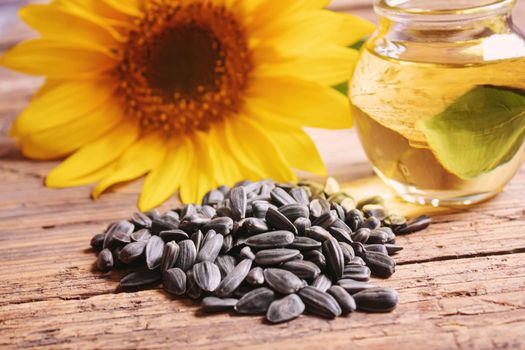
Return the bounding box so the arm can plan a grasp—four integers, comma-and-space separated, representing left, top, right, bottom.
416, 86, 525, 179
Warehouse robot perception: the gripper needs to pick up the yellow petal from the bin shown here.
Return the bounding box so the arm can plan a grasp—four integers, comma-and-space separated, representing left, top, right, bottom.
179, 132, 216, 204
0, 39, 117, 78
46, 121, 139, 187
20, 101, 124, 160
139, 138, 193, 211
255, 45, 359, 86
225, 116, 297, 183
19, 4, 122, 47
92, 133, 167, 199
58, 0, 135, 29
13, 80, 116, 137
246, 75, 353, 129
102, 0, 142, 17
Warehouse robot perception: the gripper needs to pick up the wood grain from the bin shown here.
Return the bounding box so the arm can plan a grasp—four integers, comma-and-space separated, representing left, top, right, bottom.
1, 2, 525, 350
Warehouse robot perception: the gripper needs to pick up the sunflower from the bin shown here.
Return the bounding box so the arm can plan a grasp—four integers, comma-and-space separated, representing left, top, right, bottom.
1, 0, 374, 210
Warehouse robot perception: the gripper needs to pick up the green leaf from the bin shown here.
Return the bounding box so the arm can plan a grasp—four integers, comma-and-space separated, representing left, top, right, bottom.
417, 86, 525, 179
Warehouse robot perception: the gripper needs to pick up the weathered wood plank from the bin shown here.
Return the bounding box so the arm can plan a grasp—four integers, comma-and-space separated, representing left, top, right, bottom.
1, 253, 524, 349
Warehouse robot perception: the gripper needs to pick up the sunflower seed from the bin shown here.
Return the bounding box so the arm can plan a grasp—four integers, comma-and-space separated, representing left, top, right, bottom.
221, 234, 233, 254
312, 210, 338, 228
215, 259, 252, 297
362, 204, 389, 221
339, 242, 355, 262
181, 204, 197, 219
254, 249, 300, 266
203, 217, 234, 235
345, 209, 363, 232
246, 267, 265, 286
266, 294, 305, 323
161, 241, 180, 272
163, 267, 186, 295
118, 241, 146, 264
146, 235, 165, 270
252, 201, 277, 219
364, 251, 396, 278
384, 214, 407, 228
353, 288, 398, 312
240, 246, 256, 260
113, 229, 132, 245
245, 231, 295, 249
299, 286, 341, 319
200, 205, 217, 219
145, 209, 161, 220
281, 260, 321, 280
242, 218, 269, 235
186, 270, 202, 299
311, 274, 332, 292
263, 268, 303, 295
290, 187, 310, 205
323, 238, 344, 280
216, 255, 236, 278
304, 226, 332, 242
348, 256, 366, 266
201, 297, 238, 313
151, 218, 178, 234
293, 217, 311, 236
384, 244, 404, 255
303, 250, 326, 270
175, 240, 197, 271
159, 229, 189, 242
161, 210, 180, 224
327, 286, 356, 314
120, 268, 161, 288
289, 236, 322, 251
265, 208, 297, 234
96, 248, 113, 271
360, 216, 381, 230
91, 233, 105, 251
191, 230, 204, 253
131, 212, 152, 229
395, 215, 432, 235
131, 229, 152, 242
331, 203, 346, 221
367, 227, 395, 244
270, 187, 296, 206
351, 228, 371, 243
235, 287, 275, 315
278, 204, 309, 222
328, 226, 353, 244
365, 244, 389, 255
337, 279, 378, 294
309, 198, 330, 218
202, 189, 225, 206
193, 261, 221, 292
196, 233, 223, 263
351, 242, 367, 259
357, 196, 384, 210
179, 214, 210, 232
104, 221, 134, 249
342, 265, 371, 281
229, 186, 247, 220
202, 229, 217, 246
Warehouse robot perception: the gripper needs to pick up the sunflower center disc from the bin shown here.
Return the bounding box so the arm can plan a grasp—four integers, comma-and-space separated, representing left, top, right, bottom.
118, 1, 252, 135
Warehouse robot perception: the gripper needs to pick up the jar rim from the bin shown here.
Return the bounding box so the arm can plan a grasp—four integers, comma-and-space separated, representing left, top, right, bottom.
375, 0, 515, 19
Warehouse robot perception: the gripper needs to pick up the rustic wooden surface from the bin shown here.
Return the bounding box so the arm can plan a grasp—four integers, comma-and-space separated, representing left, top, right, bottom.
1, 1, 525, 349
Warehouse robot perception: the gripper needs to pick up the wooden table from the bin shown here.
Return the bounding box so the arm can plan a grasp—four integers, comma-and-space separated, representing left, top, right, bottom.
1, 2, 525, 349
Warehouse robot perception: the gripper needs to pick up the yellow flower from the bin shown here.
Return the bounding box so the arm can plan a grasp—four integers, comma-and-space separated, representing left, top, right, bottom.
1, 0, 374, 210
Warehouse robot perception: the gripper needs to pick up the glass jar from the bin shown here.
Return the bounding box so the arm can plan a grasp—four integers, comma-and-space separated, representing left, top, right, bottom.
350, 0, 525, 206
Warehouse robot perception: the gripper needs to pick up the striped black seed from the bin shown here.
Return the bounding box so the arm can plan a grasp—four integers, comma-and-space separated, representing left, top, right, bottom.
348, 256, 366, 266
215, 259, 252, 297
104, 221, 134, 249
193, 261, 221, 292
230, 186, 247, 220
395, 215, 432, 235
202, 189, 225, 206
298, 286, 342, 319
323, 238, 344, 280
246, 267, 265, 286
242, 218, 269, 235
362, 204, 389, 221
293, 217, 311, 236
240, 246, 256, 260
351, 228, 371, 244
329, 218, 352, 234
351, 242, 367, 259
303, 250, 326, 270
254, 249, 300, 266
118, 241, 146, 264
179, 214, 210, 232
151, 218, 178, 234
175, 240, 197, 272
364, 251, 396, 278
181, 204, 197, 219
337, 279, 378, 294
304, 226, 332, 242
339, 242, 355, 262
221, 234, 233, 254
191, 230, 204, 253
353, 288, 398, 312
200, 205, 217, 219
120, 268, 161, 288
278, 204, 309, 222
144, 209, 161, 220
161, 241, 180, 272
235, 287, 275, 315
201, 297, 238, 313
263, 268, 304, 295
311, 274, 332, 292
312, 210, 338, 229
186, 270, 202, 300
265, 208, 297, 235
328, 226, 353, 245
163, 267, 186, 295
90, 233, 105, 251
281, 260, 321, 280
215, 255, 236, 278
131, 229, 152, 243
146, 235, 165, 270
159, 229, 189, 242
245, 231, 295, 249
202, 217, 234, 235
327, 286, 356, 314
384, 244, 404, 255
96, 248, 113, 271
331, 203, 346, 221
131, 212, 152, 229
345, 209, 363, 232
360, 216, 381, 230
342, 265, 371, 282
289, 236, 322, 251
367, 227, 395, 245
270, 187, 296, 206
266, 294, 305, 324
290, 187, 310, 205
365, 244, 389, 255
252, 201, 278, 219
196, 233, 223, 263
309, 198, 330, 218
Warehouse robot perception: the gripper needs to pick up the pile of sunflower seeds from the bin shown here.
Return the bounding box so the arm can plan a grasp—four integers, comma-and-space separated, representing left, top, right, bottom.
90, 178, 431, 324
